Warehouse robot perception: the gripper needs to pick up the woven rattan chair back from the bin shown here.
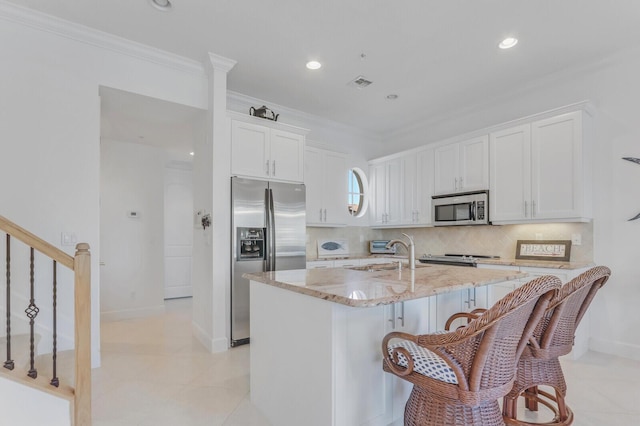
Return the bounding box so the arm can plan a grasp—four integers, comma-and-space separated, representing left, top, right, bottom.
383, 275, 561, 426
503, 266, 611, 425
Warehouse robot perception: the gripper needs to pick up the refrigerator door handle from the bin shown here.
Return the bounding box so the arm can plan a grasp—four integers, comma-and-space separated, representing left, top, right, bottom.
268, 188, 276, 271
264, 188, 272, 271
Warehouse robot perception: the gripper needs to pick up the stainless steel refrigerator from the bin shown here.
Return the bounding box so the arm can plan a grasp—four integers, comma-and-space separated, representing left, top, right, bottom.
230, 177, 306, 346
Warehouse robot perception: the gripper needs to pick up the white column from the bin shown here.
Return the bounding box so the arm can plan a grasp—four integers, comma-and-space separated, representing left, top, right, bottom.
191, 52, 236, 352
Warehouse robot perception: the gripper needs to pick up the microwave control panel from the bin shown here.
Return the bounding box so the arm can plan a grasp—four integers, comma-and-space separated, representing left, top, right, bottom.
476, 201, 485, 220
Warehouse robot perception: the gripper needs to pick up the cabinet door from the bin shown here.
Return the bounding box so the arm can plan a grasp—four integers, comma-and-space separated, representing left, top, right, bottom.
401, 154, 418, 224
305, 148, 325, 225
459, 136, 489, 192
531, 111, 583, 220
231, 120, 269, 178
435, 291, 463, 331
490, 124, 531, 222
270, 129, 304, 182
415, 148, 434, 225
385, 158, 403, 226
369, 163, 387, 226
323, 152, 348, 225
390, 298, 431, 419
434, 143, 459, 195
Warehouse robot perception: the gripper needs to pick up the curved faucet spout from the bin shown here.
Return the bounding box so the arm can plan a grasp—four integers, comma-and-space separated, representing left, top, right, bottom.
386, 233, 415, 270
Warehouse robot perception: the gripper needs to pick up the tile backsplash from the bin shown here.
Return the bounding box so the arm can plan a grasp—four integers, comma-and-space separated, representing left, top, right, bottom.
307, 222, 593, 262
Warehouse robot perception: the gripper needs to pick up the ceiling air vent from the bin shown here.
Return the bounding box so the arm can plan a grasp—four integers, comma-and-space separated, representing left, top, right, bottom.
348, 75, 373, 89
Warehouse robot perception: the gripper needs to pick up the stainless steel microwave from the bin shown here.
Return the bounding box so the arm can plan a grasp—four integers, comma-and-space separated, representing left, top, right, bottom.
432, 190, 489, 226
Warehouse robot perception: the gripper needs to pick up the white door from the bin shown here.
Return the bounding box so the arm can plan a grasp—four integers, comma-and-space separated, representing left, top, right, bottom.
164, 167, 193, 299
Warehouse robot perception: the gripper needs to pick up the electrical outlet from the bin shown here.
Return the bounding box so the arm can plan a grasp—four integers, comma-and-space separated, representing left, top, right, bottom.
572, 233, 582, 246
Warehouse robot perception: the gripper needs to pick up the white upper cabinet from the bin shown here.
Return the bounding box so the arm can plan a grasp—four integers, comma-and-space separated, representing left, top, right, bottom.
305, 147, 348, 226
369, 158, 402, 227
489, 124, 531, 222
434, 135, 489, 195
490, 110, 591, 224
230, 114, 306, 183
401, 149, 433, 225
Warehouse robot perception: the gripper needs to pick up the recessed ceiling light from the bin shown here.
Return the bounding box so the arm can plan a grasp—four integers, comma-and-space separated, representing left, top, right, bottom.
149, 0, 172, 12
189, 152, 194, 156
499, 37, 518, 49
386, 94, 398, 100
306, 61, 322, 70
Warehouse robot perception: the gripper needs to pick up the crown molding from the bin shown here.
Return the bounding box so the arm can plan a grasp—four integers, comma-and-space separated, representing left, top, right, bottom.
208, 52, 237, 73
0, 1, 205, 76
227, 90, 380, 142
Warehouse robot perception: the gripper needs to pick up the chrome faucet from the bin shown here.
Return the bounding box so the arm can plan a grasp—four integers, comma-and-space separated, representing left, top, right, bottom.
386, 233, 415, 270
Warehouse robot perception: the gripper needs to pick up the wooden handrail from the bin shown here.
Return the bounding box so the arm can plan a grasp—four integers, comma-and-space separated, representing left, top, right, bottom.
0, 215, 91, 425
0, 215, 74, 270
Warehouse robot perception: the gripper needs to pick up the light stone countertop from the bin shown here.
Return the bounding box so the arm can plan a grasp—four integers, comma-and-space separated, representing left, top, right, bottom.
244, 264, 528, 307
475, 258, 594, 270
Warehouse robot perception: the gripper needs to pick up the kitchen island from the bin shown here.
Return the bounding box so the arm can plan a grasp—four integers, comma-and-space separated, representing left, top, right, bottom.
245, 264, 527, 426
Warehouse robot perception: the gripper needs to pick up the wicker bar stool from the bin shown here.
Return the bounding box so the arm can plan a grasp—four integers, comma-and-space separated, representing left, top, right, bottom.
501, 266, 611, 425
382, 275, 561, 426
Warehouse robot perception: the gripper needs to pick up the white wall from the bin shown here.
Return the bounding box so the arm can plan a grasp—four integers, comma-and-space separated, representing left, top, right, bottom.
0, 379, 70, 426
100, 139, 167, 321
0, 3, 208, 370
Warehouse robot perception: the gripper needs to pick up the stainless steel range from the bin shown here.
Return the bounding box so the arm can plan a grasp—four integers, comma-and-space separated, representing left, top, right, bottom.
418, 254, 500, 267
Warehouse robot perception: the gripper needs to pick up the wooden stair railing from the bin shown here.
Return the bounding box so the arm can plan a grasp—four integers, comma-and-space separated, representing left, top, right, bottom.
0, 215, 91, 426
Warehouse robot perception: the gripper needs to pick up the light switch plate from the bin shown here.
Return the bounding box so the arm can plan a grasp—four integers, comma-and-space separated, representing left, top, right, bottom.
61, 232, 77, 246
571, 233, 582, 246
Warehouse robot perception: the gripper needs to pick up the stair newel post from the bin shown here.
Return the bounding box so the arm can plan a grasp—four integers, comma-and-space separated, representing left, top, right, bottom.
4, 234, 13, 370
73, 242, 91, 426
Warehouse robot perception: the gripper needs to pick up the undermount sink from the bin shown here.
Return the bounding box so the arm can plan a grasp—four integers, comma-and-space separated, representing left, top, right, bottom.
348, 262, 403, 272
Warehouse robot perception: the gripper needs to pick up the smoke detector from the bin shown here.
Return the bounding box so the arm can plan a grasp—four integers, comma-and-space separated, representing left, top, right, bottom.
348, 75, 373, 89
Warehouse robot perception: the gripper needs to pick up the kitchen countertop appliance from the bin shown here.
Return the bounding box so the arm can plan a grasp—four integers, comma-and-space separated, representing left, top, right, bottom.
231, 177, 306, 347
419, 253, 500, 267
369, 240, 397, 255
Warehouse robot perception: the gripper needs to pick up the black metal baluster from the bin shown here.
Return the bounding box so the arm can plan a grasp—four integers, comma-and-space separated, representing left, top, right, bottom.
4, 234, 13, 371
25, 247, 39, 379
50, 260, 59, 387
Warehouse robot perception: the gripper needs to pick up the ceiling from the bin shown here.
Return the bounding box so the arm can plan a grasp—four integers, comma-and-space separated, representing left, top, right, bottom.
8, 0, 640, 138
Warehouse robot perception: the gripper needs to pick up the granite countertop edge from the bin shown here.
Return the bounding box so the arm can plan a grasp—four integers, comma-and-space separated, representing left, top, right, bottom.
307, 255, 594, 270
245, 267, 528, 307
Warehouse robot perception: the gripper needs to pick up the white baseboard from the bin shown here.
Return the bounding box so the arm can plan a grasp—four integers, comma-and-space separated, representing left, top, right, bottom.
211, 336, 229, 353
590, 337, 640, 361
100, 305, 165, 322
191, 321, 229, 353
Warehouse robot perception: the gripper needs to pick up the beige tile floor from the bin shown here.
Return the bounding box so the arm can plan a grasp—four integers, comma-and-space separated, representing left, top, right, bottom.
94, 298, 640, 425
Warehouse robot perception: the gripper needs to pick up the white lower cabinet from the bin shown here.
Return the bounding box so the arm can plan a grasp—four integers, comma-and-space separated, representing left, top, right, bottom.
433, 285, 489, 330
